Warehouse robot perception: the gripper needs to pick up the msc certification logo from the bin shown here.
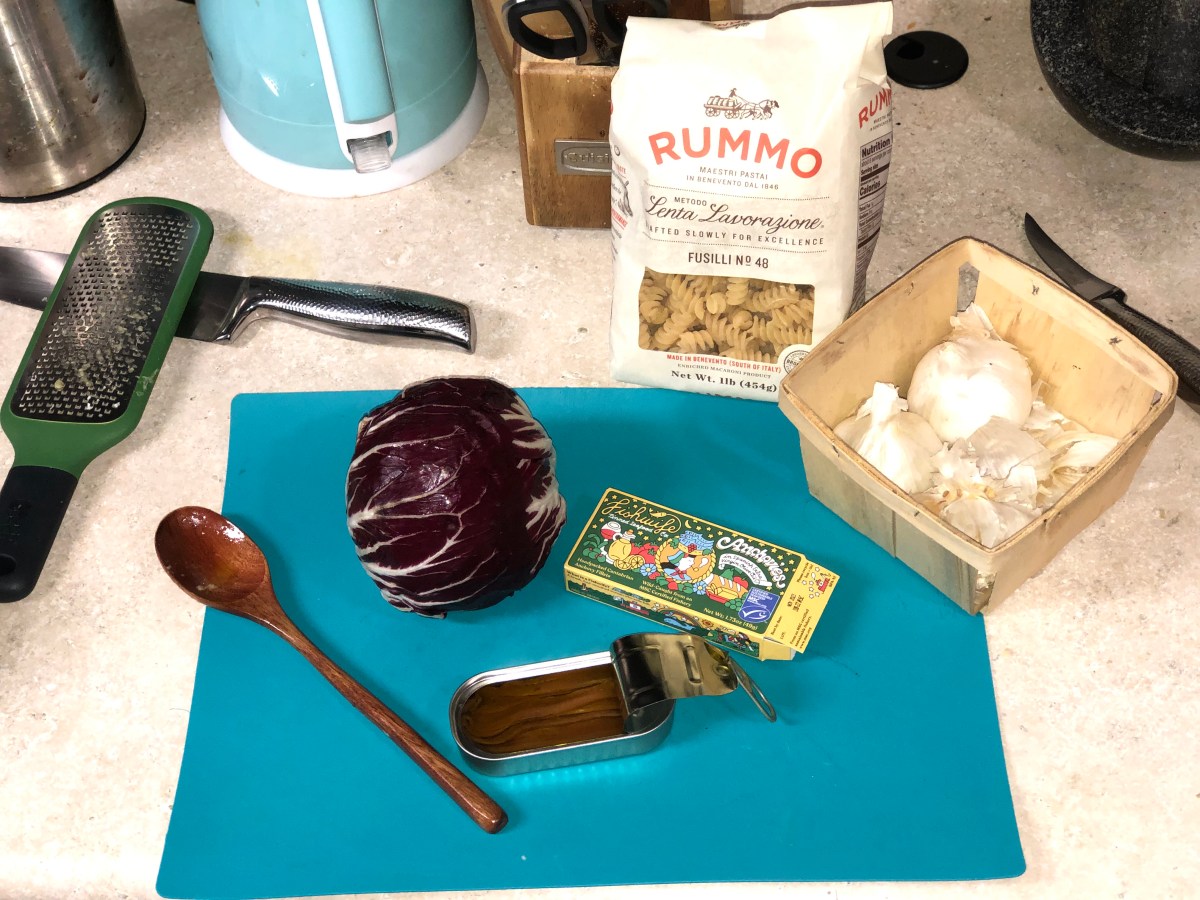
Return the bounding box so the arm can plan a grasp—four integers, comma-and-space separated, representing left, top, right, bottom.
738, 587, 781, 623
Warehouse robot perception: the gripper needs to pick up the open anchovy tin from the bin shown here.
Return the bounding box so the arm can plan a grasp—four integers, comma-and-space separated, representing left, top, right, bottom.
449, 632, 775, 776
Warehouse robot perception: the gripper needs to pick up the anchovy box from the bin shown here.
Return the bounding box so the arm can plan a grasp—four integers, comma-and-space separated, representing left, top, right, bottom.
563, 488, 839, 659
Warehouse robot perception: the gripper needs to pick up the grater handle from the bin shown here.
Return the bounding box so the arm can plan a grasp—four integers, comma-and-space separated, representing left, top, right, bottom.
0, 466, 78, 602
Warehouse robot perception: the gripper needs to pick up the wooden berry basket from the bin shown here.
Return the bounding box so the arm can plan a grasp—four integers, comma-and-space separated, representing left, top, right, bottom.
779, 238, 1178, 614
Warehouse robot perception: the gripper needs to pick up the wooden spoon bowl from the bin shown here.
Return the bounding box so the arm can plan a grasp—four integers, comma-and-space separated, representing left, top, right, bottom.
154, 506, 507, 834
156, 507, 269, 607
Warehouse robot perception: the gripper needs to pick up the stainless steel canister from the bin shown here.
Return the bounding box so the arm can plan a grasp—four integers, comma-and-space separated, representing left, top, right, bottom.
0, 0, 145, 200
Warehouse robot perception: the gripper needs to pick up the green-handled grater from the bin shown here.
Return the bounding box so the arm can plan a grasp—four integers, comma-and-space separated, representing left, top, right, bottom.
0, 198, 213, 602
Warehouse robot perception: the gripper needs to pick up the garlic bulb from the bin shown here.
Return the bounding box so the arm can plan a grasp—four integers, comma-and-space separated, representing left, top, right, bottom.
834, 382, 944, 493
907, 304, 1034, 442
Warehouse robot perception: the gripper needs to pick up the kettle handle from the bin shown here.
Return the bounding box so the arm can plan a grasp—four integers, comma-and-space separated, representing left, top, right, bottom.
307, 0, 397, 163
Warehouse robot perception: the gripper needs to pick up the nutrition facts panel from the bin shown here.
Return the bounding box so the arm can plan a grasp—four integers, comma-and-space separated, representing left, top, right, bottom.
851, 133, 892, 310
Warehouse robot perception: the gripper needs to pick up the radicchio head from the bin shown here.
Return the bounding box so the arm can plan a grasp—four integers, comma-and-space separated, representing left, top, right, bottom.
346, 377, 567, 616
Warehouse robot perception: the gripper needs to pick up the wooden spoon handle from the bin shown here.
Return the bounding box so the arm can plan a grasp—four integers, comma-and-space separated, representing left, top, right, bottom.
275, 616, 508, 833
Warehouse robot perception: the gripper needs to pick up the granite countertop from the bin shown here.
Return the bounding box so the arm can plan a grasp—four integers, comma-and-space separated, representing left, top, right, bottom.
1, 1, 1197, 898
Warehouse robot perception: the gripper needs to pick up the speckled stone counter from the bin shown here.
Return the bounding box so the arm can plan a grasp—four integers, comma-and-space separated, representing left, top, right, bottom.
1, 1, 1197, 899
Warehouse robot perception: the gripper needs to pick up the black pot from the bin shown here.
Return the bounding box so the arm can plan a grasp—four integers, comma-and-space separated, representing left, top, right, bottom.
1031, 0, 1200, 159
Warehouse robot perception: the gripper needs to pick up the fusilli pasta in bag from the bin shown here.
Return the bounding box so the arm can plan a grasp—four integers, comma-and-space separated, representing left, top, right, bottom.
610, 4, 893, 401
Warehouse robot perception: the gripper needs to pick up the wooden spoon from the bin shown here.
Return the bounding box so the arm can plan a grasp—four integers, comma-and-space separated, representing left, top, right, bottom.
154, 505, 508, 835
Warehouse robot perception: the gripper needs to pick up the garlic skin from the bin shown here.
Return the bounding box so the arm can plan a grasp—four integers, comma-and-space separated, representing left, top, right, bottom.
1022, 399, 1067, 444
907, 305, 1034, 442
1039, 428, 1119, 505
1044, 429, 1118, 469
921, 441, 1041, 548
940, 495, 1039, 549
834, 382, 943, 493
967, 417, 1053, 507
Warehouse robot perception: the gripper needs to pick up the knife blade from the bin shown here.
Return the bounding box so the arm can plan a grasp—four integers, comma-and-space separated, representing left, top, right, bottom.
1023, 214, 1125, 303
1023, 214, 1200, 399
0, 246, 474, 352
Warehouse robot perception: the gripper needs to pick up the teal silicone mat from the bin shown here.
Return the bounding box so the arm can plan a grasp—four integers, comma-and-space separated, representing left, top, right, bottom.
157, 388, 1024, 899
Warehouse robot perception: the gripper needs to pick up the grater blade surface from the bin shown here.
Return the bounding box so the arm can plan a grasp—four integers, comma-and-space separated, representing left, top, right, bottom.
10, 205, 200, 424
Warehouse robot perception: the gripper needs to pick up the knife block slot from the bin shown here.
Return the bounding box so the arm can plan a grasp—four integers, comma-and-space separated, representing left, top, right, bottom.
478, 0, 734, 228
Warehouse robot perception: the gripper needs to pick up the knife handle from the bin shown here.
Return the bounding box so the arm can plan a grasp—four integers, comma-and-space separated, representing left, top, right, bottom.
1094, 296, 1200, 397
222, 278, 475, 351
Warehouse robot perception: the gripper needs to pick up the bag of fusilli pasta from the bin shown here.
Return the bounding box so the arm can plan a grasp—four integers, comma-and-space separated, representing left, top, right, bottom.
609, 3, 893, 401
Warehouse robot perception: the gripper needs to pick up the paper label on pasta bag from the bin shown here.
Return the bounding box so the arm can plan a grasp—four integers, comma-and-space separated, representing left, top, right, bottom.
609, 5, 894, 401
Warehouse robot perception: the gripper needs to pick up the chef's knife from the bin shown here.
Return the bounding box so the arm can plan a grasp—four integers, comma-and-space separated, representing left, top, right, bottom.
1024, 214, 1200, 398
0, 247, 474, 352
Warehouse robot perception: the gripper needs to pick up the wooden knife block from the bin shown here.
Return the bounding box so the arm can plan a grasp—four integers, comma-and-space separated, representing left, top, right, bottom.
478, 0, 734, 228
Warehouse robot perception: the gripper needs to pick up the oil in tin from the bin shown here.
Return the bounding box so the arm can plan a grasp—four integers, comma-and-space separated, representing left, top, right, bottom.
456, 663, 627, 755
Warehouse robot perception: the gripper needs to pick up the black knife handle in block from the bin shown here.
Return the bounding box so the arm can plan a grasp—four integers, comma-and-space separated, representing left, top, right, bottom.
221, 278, 475, 351
1094, 296, 1200, 397
591, 0, 669, 44
0, 466, 79, 603
504, 0, 589, 60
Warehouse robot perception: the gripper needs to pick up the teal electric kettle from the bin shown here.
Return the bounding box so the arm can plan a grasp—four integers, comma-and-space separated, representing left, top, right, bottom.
195, 0, 488, 196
